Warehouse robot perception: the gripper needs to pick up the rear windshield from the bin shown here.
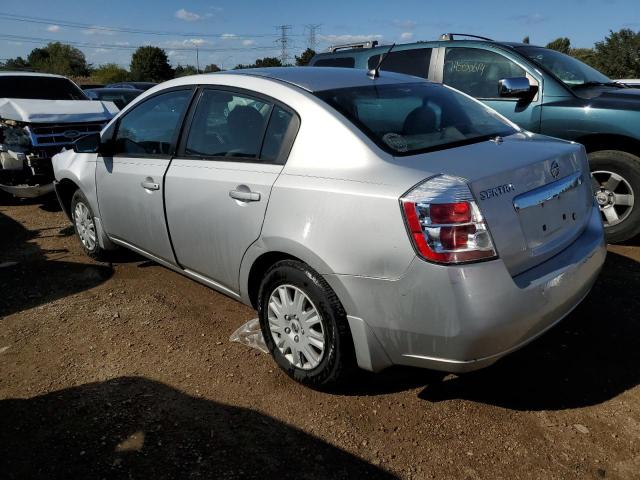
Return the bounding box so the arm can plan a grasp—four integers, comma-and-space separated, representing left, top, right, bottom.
0, 76, 87, 100
313, 57, 355, 68
315, 82, 516, 156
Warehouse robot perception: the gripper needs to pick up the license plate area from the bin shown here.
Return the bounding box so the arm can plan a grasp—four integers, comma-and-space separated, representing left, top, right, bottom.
513, 172, 587, 253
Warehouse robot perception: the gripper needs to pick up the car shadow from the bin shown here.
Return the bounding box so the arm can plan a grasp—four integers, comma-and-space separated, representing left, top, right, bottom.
0, 376, 396, 480
337, 252, 639, 410
0, 211, 112, 318
416, 251, 640, 410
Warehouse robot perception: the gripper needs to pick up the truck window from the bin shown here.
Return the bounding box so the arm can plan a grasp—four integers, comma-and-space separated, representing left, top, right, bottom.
313, 57, 355, 68
367, 48, 432, 79
443, 48, 526, 99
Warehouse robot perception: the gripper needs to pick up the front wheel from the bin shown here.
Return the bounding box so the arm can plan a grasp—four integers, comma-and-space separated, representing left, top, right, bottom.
257, 260, 354, 388
589, 150, 640, 243
71, 189, 108, 261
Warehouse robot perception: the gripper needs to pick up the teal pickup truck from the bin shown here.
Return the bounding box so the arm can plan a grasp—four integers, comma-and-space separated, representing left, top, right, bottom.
310, 34, 640, 242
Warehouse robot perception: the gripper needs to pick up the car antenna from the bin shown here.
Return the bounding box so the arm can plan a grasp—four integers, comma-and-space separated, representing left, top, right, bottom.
368, 43, 396, 79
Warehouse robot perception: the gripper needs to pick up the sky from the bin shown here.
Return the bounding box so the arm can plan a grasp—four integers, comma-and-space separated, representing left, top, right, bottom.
0, 0, 638, 69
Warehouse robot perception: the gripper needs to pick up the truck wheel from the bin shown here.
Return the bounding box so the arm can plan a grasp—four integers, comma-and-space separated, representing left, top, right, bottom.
258, 259, 355, 389
71, 189, 108, 261
589, 150, 640, 243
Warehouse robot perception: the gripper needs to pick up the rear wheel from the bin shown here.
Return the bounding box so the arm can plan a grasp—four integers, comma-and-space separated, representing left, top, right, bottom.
257, 260, 354, 388
589, 150, 640, 243
71, 189, 108, 261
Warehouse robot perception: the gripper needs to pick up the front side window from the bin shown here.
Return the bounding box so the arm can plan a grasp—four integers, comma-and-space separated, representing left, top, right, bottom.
113, 89, 192, 156
185, 90, 274, 160
443, 48, 526, 99
367, 48, 432, 78
517, 46, 611, 88
316, 82, 516, 156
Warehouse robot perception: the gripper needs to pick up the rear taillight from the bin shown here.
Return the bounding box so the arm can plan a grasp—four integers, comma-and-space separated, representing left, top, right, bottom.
400, 175, 497, 264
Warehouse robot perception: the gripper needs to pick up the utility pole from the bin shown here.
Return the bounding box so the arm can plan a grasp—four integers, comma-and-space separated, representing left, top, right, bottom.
275, 25, 292, 65
305, 24, 321, 51
196, 47, 200, 73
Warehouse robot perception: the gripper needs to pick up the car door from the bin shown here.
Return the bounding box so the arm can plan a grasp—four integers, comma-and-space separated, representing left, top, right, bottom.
96, 87, 194, 263
439, 46, 543, 132
164, 87, 299, 294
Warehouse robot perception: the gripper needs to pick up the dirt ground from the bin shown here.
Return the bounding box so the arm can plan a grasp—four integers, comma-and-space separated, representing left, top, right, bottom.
1, 196, 639, 480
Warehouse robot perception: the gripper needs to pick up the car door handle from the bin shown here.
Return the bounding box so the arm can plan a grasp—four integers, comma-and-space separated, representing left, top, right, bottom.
141, 180, 160, 191
229, 189, 261, 202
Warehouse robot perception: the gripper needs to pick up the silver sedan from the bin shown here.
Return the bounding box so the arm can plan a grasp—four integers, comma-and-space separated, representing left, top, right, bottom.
53, 67, 606, 388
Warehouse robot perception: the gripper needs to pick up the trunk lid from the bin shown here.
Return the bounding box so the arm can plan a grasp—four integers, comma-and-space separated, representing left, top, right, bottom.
394, 133, 593, 276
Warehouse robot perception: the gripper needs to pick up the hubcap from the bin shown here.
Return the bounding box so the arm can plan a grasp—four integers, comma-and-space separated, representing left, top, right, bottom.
267, 284, 325, 370
591, 170, 635, 227
74, 201, 97, 251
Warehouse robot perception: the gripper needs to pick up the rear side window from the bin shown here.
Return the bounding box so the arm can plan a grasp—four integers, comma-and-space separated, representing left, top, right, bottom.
185, 90, 271, 159
313, 57, 355, 68
443, 47, 526, 99
113, 89, 192, 156
367, 48, 432, 78
261, 106, 294, 163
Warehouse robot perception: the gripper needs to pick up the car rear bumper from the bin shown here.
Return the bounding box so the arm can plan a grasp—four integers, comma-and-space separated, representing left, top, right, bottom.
324, 205, 606, 373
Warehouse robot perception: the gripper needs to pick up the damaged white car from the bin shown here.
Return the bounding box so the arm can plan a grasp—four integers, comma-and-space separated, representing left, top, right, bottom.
0, 72, 118, 198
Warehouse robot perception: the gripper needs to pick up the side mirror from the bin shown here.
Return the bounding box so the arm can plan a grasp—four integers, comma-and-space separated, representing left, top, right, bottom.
72, 132, 101, 153
498, 77, 533, 98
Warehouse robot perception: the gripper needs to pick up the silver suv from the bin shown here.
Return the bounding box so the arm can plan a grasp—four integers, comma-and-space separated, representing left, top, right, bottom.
53, 67, 606, 387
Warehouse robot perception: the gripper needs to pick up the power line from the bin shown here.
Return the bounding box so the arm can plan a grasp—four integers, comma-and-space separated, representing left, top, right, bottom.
0, 12, 306, 39
0, 33, 281, 53
305, 24, 321, 51
275, 25, 292, 65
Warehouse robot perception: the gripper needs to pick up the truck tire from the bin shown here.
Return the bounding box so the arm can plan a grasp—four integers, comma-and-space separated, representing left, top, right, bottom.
589, 150, 640, 243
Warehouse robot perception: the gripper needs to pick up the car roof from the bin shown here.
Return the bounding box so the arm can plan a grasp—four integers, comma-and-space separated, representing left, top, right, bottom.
312, 39, 536, 60
0, 71, 67, 79
85, 87, 143, 93
224, 66, 428, 92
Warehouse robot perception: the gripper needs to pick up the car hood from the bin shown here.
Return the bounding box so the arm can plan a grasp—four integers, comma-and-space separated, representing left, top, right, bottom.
573, 85, 640, 107
0, 98, 118, 123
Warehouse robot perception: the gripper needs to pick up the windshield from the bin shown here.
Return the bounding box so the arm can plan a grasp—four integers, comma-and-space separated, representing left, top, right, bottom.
0, 76, 87, 100
315, 82, 516, 156
517, 46, 611, 88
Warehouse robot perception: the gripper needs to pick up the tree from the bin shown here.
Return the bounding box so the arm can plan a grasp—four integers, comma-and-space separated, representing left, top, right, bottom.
522, 36, 530, 45
26, 42, 89, 76
233, 57, 283, 70
546, 37, 571, 54
1, 56, 30, 70
92, 63, 130, 84
130, 46, 174, 82
203, 64, 221, 73
174, 65, 199, 77
592, 29, 640, 79
295, 48, 316, 66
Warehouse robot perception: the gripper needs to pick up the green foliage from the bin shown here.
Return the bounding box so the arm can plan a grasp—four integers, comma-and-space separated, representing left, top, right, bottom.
130, 46, 174, 82
546, 37, 572, 54
522, 36, 530, 45
26, 42, 89, 76
203, 64, 221, 73
295, 48, 316, 66
174, 65, 199, 77
92, 63, 130, 84
1, 56, 30, 70
592, 29, 640, 79
234, 57, 283, 70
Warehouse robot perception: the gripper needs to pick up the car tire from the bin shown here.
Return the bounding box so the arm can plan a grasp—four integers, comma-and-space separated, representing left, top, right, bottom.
589, 150, 640, 243
258, 259, 355, 388
71, 189, 108, 261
